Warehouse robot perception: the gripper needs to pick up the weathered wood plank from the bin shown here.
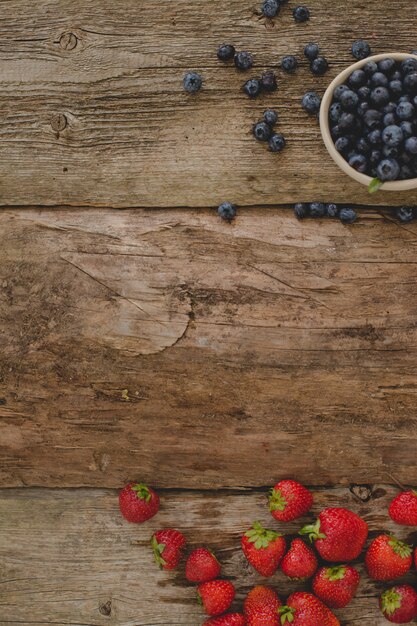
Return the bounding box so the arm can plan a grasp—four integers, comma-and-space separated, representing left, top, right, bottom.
1, 208, 417, 488
0, 486, 415, 625
0, 0, 417, 206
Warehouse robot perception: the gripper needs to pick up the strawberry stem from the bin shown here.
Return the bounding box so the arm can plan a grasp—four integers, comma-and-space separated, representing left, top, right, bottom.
325, 565, 347, 581
279, 606, 296, 624
132, 483, 151, 502
245, 521, 282, 549
151, 534, 167, 568
269, 487, 288, 512
388, 537, 412, 559
381, 589, 402, 616
299, 519, 326, 542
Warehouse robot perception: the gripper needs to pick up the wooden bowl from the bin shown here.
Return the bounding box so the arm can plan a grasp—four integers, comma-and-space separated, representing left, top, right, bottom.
319, 52, 417, 191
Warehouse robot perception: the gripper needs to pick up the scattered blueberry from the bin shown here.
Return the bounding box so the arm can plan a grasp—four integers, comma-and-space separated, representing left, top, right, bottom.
281, 55, 298, 74
269, 133, 286, 152
243, 78, 262, 98
234, 51, 253, 71
302, 91, 321, 114
293, 6, 310, 22
218, 202, 237, 221
263, 109, 278, 126
311, 57, 329, 76
396, 206, 414, 222
326, 203, 339, 217
351, 40, 371, 60
261, 70, 278, 92
294, 203, 308, 219
262, 0, 280, 17
339, 208, 357, 224
309, 202, 325, 217
217, 44, 236, 62
304, 43, 319, 60
253, 121, 273, 142
183, 72, 202, 94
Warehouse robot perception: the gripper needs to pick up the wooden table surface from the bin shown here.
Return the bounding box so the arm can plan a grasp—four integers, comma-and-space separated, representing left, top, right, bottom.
1, 1, 417, 625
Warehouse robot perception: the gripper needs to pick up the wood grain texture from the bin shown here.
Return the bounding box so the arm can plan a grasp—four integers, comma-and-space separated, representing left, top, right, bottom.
1, 207, 417, 488
1, 0, 417, 207
1, 486, 416, 625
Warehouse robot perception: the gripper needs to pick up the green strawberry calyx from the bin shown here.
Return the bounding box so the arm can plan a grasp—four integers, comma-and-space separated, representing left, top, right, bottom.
132, 483, 151, 502
381, 589, 402, 616
388, 537, 412, 559
269, 488, 288, 512
299, 519, 326, 543
245, 521, 282, 550
278, 606, 296, 624
151, 534, 167, 568
324, 565, 347, 581
412, 490, 417, 498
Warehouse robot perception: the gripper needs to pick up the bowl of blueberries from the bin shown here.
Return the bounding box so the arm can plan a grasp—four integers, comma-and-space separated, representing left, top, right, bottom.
320, 53, 417, 192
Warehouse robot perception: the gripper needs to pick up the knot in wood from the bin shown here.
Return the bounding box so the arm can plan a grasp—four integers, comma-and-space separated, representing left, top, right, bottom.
51, 113, 67, 132
99, 600, 112, 616
350, 484, 373, 502
59, 32, 78, 50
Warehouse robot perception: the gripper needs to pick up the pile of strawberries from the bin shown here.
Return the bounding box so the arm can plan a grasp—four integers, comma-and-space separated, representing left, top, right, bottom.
118, 480, 417, 625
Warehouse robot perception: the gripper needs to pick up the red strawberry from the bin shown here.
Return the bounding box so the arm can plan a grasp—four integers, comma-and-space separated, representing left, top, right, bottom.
279, 592, 340, 626
198, 580, 235, 616
119, 482, 159, 523
244, 586, 282, 626
204, 614, 246, 626
242, 521, 286, 577
151, 529, 186, 570
312, 565, 360, 608
269, 480, 313, 522
365, 534, 412, 581
389, 490, 417, 526
281, 539, 318, 580
186, 548, 221, 583
299, 507, 368, 562
379, 585, 417, 624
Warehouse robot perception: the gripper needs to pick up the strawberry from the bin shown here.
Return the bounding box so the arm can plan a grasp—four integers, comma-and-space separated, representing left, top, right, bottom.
186, 548, 221, 583
269, 480, 313, 522
281, 539, 318, 580
198, 580, 236, 616
279, 592, 340, 626
119, 482, 159, 523
244, 586, 282, 626
365, 534, 412, 581
389, 490, 417, 526
151, 529, 186, 570
203, 614, 246, 626
299, 507, 368, 562
242, 521, 286, 577
312, 565, 360, 608
379, 585, 417, 624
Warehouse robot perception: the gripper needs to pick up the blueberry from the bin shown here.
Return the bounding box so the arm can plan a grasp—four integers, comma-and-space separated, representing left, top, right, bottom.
183, 72, 203, 93
401, 58, 417, 74
364, 60, 378, 76
405, 137, 417, 154
399, 94, 411, 103
253, 121, 273, 142
311, 57, 329, 75
243, 78, 261, 98
401, 150, 413, 164
404, 72, 417, 93
382, 145, 399, 159
392, 70, 402, 81
371, 72, 389, 87
397, 101, 415, 120
389, 79, 403, 97
349, 153, 368, 173
414, 95, 417, 107
269, 133, 286, 152
217, 44, 236, 62
396, 206, 414, 222
304, 43, 319, 60
326, 203, 339, 217
309, 202, 325, 217
400, 121, 414, 138
351, 40, 371, 60
218, 202, 237, 221
364, 109, 383, 129
294, 203, 308, 219
370, 87, 390, 107
234, 51, 254, 71
293, 6, 310, 22
263, 109, 278, 126
334, 84, 350, 101
384, 112, 397, 127
368, 129, 382, 145
281, 55, 298, 73
262, 0, 280, 17
338, 112, 355, 129
329, 102, 343, 122
357, 101, 370, 117
400, 164, 415, 179
382, 124, 404, 147
339, 208, 357, 224
378, 58, 396, 74
370, 149, 382, 165
377, 158, 400, 181
358, 86, 371, 101
349, 69, 367, 88
302, 91, 321, 114
335, 136, 351, 153
261, 70, 278, 92
383, 102, 398, 114
356, 137, 370, 154
331, 124, 343, 139
339, 89, 359, 111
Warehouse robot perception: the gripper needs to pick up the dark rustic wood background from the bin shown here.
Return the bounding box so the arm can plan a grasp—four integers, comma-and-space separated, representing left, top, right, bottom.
1, 1, 417, 624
